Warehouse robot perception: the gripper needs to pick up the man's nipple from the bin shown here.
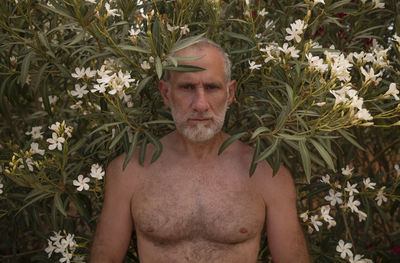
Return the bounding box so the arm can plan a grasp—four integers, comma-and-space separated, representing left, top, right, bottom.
239, 227, 248, 234
146, 227, 154, 233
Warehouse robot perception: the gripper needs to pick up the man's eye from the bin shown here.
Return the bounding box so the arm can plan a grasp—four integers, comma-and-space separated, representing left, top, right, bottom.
206, 85, 218, 90
182, 85, 194, 90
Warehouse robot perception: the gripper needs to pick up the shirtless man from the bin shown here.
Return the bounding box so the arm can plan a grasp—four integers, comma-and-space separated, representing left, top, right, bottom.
90, 38, 310, 263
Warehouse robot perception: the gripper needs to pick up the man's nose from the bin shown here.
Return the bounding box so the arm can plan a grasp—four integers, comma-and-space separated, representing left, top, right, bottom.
192, 88, 209, 112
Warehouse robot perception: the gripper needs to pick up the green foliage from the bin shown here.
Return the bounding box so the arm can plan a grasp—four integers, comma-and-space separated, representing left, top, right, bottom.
0, 0, 399, 262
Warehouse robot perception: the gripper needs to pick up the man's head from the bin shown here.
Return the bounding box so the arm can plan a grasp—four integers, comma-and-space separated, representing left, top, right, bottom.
159, 38, 236, 143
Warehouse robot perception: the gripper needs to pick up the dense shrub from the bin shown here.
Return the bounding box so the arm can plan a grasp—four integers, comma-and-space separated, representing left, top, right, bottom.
0, 0, 399, 262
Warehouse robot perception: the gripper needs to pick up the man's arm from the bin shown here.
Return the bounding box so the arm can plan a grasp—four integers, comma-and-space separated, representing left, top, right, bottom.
90, 155, 134, 263
261, 166, 310, 263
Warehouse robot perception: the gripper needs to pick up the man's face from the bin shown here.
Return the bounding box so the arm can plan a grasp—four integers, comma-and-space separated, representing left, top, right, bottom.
159, 46, 236, 142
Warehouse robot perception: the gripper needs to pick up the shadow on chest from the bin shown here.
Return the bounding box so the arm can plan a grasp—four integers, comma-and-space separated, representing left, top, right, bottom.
132, 172, 265, 245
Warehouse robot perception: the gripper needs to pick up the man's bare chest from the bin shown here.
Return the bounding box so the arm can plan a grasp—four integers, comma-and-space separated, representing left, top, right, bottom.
131, 167, 265, 246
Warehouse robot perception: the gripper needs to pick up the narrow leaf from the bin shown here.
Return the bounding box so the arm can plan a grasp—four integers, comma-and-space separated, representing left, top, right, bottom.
218, 132, 246, 155
118, 44, 151, 53
255, 138, 280, 163
155, 56, 163, 79
54, 193, 67, 217
170, 33, 206, 53
109, 126, 130, 150
310, 139, 335, 171
123, 131, 140, 170
299, 140, 311, 183
143, 130, 163, 163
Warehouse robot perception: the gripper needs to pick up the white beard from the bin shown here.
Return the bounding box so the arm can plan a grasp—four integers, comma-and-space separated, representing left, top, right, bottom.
168, 94, 229, 143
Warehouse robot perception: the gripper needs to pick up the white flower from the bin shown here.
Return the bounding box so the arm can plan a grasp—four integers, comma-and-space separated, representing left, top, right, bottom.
310, 215, 323, 231
345, 182, 359, 196
361, 66, 382, 85
258, 8, 268, 16
167, 23, 179, 32
363, 177, 376, 189
320, 174, 330, 184
25, 126, 44, 140
105, 3, 120, 17
141, 61, 151, 70
71, 67, 86, 79
341, 165, 354, 176
71, 84, 88, 98
285, 19, 306, 43
375, 186, 387, 206
350, 95, 364, 110
91, 83, 107, 93
0, 179, 3, 195
384, 83, 399, 100
46, 133, 65, 151
336, 239, 353, 259
355, 108, 373, 121
265, 20, 274, 29
129, 26, 141, 37
248, 60, 261, 70
49, 121, 62, 134
90, 163, 105, 180
349, 254, 365, 263
279, 43, 300, 58
45, 240, 56, 258
180, 25, 190, 35
395, 164, 400, 176
327, 218, 336, 229
30, 142, 45, 156
117, 70, 135, 88
347, 196, 360, 213
320, 205, 333, 222
84, 67, 96, 78
372, 0, 385, 9
86, 0, 97, 3
313, 0, 325, 5
306, 53, 328, 73
59, 251, 73, 263
330, 54, 353, 82
325, 189, 343, 206
73, 175, 90, 191
300, 211, 309, 222
316, 102, 326, 107
73, 256, 85, 263
357, 210, 367, 222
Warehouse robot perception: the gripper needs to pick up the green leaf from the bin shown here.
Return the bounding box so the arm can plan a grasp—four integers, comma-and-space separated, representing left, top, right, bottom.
170, 33, 206, 53
135, 76, 153, 96
218, 132, 247, 155
223, 31, 253, 43
249, 137, 261, 177
143, 130, 163, 163
54, 193, 67, 217
123, 131, 140, 170
250, 127, 270, 140
155, 56, 163, 79
337, 129, 365, 151
255, 138, 280, 163
309, 139, 335, 171
118, 44, 151, 53
299, 140, 311, 183
109, 126, 130, 150
21, 51, 35, 86
68, 137, 87, 154
17, 192, 52, 215
40, 80, 52, 116
89, 122, 124, 135
163, 65, 205, 72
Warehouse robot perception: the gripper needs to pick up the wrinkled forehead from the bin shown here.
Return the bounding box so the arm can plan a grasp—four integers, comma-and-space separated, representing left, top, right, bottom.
168, 45, 225, 81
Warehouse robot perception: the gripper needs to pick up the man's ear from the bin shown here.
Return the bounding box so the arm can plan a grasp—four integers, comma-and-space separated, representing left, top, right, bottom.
158, 80, 170, 107
227, 80, 237, 105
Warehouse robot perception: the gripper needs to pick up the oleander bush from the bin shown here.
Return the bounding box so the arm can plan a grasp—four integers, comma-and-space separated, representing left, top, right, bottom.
1, 0, 400, 262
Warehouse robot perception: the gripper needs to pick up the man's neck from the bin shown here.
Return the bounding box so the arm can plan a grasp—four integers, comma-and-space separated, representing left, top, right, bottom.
169, 130, 228, 160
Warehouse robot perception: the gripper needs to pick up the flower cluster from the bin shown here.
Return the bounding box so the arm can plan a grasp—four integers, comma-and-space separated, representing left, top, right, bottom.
45, 231, 78, 263
336, 239, 373, 263
70, 60, 136, 112
301, 164, 389, 235
72, 163, 105, 192
46, 121, 73, 151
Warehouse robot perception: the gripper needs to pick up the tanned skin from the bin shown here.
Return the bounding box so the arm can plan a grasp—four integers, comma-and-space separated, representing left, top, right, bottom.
90, 44, 310, 263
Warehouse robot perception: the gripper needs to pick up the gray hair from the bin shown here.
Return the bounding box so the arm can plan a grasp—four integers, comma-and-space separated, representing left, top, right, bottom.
164, 37, 232, 83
